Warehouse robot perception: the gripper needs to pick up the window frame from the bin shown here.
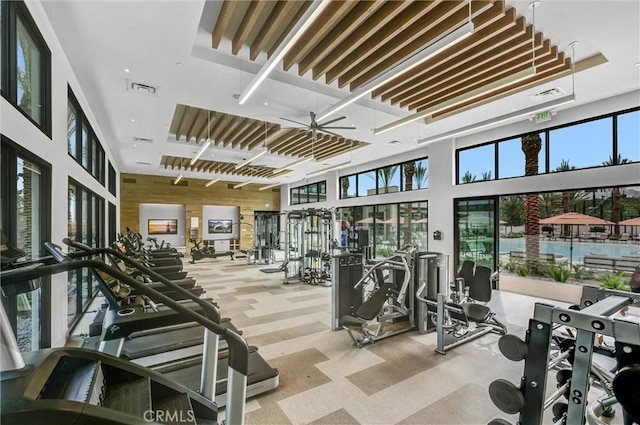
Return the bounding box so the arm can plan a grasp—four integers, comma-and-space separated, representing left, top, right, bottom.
289, 180, 326, 205
68, 86, 106, 185
0, 1, 52, 137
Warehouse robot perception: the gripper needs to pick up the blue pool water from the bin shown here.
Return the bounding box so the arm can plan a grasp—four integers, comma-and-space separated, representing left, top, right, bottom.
499, 238, 640, 259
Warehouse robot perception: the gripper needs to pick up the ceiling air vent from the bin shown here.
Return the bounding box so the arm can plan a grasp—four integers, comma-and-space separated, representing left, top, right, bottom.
133, 137, 154, 144
135, 160, 151, 165
126, 80, 159, 96
529, 87, 566, 103
123, 178, 137, 184
174, 180, 188, 187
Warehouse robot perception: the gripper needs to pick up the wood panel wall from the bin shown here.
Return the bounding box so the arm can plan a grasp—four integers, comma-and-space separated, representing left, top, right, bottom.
120, 173, 281, 250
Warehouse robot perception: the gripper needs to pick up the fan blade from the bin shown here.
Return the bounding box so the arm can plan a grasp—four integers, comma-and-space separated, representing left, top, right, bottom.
317, 128, 344, 138
310, 111, 317, 126
280, 117, 308, 126
322, 126, 356, 130
318, 116, 346, 126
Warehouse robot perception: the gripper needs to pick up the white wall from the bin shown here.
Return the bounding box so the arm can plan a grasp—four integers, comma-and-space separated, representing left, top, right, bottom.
0, 2, 119, 347
139, 204, 186, 248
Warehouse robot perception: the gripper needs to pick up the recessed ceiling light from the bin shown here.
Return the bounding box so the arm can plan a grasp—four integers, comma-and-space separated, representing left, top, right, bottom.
133, 144, 137, 147
124, 68, 130, 73
130, 119, 135, 122
264, 102, 268, 106
634, 61, 640, 67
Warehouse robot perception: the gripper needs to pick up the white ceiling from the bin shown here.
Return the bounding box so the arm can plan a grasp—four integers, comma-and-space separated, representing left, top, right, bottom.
41, 0, 640, 185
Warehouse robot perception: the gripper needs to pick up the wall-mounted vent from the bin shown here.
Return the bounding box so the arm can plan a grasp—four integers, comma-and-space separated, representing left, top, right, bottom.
123, 178, 137, 184
386, 140, 401, 145
227, 184, 236, 189
529, 87, 566, 103
126, 79, 159, 96
135, 160, 151, 165
174, 180, 188, 187
133, 137, 154, 144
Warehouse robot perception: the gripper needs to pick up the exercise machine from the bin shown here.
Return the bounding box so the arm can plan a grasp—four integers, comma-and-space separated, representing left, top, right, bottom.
339, 245, 417, 347
0, 244, 249, 424
243, 212, 279, 264
283, 208, 337, 285
489, 286, 640, 425
416, 261, 507, 355
189, 238, 234, 264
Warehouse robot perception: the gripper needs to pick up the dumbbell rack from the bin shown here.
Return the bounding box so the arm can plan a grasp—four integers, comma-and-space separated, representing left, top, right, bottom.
492, 286, 640, 425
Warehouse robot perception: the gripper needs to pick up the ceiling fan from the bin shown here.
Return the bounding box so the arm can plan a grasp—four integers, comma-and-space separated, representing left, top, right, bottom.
279, 112, 355, 140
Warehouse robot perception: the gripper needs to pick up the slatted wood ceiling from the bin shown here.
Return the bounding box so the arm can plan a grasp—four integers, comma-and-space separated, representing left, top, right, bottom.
169, 104, 368, 160
211, 0, 574, 120
160, 156, 284, 178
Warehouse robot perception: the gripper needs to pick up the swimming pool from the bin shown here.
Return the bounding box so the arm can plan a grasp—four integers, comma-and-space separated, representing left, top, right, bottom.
499, 238, 640, 259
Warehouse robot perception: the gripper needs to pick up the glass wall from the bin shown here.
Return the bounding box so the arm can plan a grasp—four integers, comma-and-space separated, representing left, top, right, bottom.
339, 156, 428, 199
68, 87, 105, 184
340, 200, 428, 259
290, 180, 326, 205
67, 179, 104, 328
457, 107, 639, 184
1, 137, 51, 351
455, 198, 496, 270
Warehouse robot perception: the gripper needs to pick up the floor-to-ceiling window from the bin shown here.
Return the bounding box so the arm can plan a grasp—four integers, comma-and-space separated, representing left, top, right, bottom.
1, 137, 51, 351
455, 198, 497, 270
67, 178, 104, 328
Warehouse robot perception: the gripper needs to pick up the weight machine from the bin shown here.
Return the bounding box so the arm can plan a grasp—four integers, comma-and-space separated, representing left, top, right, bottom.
283, 208, 337, 285
244, 212, 279, 264
489, 286, 640, 425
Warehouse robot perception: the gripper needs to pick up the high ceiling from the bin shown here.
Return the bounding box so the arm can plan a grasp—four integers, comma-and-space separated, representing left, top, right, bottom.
41, 0, 640, 186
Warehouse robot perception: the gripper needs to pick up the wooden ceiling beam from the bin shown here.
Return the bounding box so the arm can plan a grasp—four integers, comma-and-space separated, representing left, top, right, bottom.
374, 8, 519, 103
328, 0, 446, 87
211, 1, 238, 49
239, 125, 265, 150
232, 1, 270, 55
250, 1, 298, 61
400, 28, 544, 109
283, 1, 357, 71
160, 156, 168, 168
170, 157, 178, 170
290, 134, 331, 157
175, 106, 192, 141
272, 132, 310, 155
266, 1, 312, 59
186, 109, 207, 143
227, 120, 259, 148
209, 115, 234, 146
218, 117, 243, 147
312, 1, 412, 81
248, 123, 281, 150
196, 111, 217, 142
268, 130, 305, 152
415, 49, 564, 113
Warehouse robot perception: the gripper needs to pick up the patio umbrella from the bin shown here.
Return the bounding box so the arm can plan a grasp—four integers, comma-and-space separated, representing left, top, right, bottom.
355, 217, 376, 225
619, 217, 640, 226
539, 212, 614, 265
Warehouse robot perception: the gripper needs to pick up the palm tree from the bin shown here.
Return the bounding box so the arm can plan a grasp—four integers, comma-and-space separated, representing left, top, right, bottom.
378, 166, 398, 246
481, 171, 492, 181
555, 159, 575, 236
413, 162, 428, 189
521, 133, 542, 269
602, 154, 630, 234
340, 177, 349, 199
403, 162, 415, 244
461, 170, 476, 183
500, 195, 525, 233
539, 192, 561, 218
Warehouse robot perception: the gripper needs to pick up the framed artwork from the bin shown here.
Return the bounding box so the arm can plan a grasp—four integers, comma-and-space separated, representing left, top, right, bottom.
208, 219, 233, 234
148, 219, 178, 235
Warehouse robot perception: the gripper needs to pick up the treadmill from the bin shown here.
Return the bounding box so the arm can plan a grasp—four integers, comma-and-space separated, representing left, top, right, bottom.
54, 240, 279, 407
0, 244, 250, 424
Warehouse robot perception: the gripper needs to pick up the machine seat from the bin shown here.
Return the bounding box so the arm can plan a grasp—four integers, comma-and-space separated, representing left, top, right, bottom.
463, 302, 491, 323
339, 315, 366, 328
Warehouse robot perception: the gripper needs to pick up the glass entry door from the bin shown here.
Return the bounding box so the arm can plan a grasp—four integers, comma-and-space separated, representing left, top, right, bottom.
455, 197, 497, 271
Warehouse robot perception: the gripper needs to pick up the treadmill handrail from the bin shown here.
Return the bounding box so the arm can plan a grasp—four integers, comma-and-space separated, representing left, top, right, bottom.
37, 245, 249, 376
61, 239, 220, 323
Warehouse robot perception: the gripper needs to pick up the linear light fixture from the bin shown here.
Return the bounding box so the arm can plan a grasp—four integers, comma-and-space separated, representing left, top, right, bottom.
205, 178, 220, 187
259, 182, 281, 191
235, 148, 267, 170
233, 180, 253, 189
306, 161, 351, 178
272, 157, 313, 174
190, 141, 211, 165
374, 67, 536, 135
238, 0, 331, 105
417, 93, 576, 145
174, 174, 183, 184
317, 22, 474, 122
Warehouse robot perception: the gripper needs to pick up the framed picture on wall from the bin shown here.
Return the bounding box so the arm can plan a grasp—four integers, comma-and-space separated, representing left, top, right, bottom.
148, 219, 178, 235
208, 219, 233, 234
